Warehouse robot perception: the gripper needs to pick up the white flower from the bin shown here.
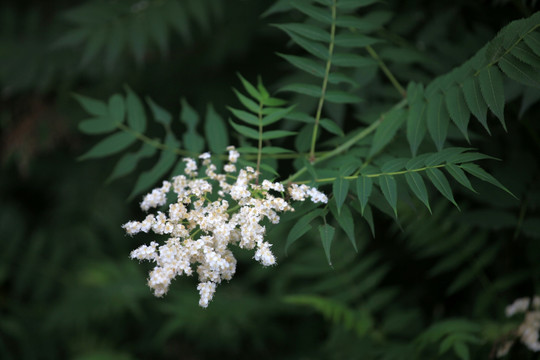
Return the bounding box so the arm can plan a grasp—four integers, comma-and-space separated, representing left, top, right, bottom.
122, 147, 328, 307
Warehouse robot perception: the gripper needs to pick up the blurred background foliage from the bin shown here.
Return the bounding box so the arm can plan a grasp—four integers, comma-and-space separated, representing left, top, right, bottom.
1, 0, 540, 359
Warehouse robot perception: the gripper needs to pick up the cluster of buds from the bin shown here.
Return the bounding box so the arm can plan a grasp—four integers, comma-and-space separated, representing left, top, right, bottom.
496, 295, 540, 357
122, 146, 327, 307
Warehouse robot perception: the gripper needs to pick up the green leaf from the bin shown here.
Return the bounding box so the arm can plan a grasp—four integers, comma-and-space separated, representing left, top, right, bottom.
73, 94, 108, 117
380, 158, 407, 172
285, 209, 325, 253
282, 29, 329, 60
334, 32, 380, 47
205, 104, 229, 154
336, 0, 379, 10
261, 106, 295, 126
278, 54, 326, 78
379, 175, 398, 217
318, 224, 335, 266
427, 92, 450, 151
129, 134, 179, 199
357, 176, 373, 215
105, 20, 125, 70
426, 168, 459, 208
325, 91, 362, 103
499, 53, 540, 88
237, 73, 261, 101
478, 66, 505, 130
462, 77, 490, 134
274, 23, 330, 42
330, 203, 357, 252
291, 1, 332, 24
181, 99, 204, 153
261, 130, 297, 140
148, 8, 168, 56
405, 172, 431, 212
445, 85, 470, 141
280, 83, 321, 97
524, 31, 540, 57
320, 118, 344, 136
80, 27, 106, 67
107, 143, 157, 183
510, 42, 540, 67
333, 176, 349, 215
460, 163, 516, 198
445, 163, 475, 193
229, 120, 259, 140
146, 97, 172, 127
78, 117, 117, 134
126, 88, 147, 132
263, 96, 288, 107
425, 148, 469, 167
453, 341, 470, 360
363, 204, 375, 237
369, 108, 406, 156
407, 83, 427, 157
78, 132, 136, 160
108, 94, 125, 125
129, 16, 148, 65
233, 89, 260, 113
332, 53, 377, 67
228, 107, 260, 126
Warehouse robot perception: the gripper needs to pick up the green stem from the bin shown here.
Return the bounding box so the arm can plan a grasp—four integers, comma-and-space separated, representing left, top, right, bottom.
309, 0, 337, 161
366, 45, 406, 98
285, 98, 408, 184
294, 164, 447, 184
256, 100, 264, 180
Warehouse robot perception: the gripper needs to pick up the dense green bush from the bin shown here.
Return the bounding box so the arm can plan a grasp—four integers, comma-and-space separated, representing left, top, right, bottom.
1, 0, 540, 359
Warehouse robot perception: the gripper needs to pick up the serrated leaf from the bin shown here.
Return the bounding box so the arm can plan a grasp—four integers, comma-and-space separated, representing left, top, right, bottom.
263, 96, 288, 107
427, 92, 450, 151
78, 132, 136, 160
146, 97, 172, 127
126, 88, 147, 132
205, 104, 228, 154
107, 143, 157, 183
74, 94, 108, 117
257, 77, 270, 100
319, 224, 335, 265
405, 172, 431, 212
283, 29, 329, 60
325, 91, 362, 103
332, 53, 376, 67
229, 119, 259, 140
380, 158, 407, 173
363, 204, 375, 237
379, 175, 397, 216
478, 66, 505, 130
233, 89, 260, 113
330, 203, 357, 252
369, 108, 406, 156
334, 32, 380, 47
286, 209, 325, 253
460, 163, 516, 198
425, 148, 469, 167
511, 42, 540, 67
445, 163, 475, 192
181, 99, 205, 153
333, 176, 349, 215
291, 1, 332, 24
278, 53, 326, 78
406, 153, 431, 170
108, 94, 125, 125
320, 118, 344, 136
524, 31, 540, 57
129, 134, 179, 199
280, 83, 321, 97
262, 106, 295, 126
499, 53, 540, 88
78, 117, 117, 134
237, 73, 261, 101
449, 152, 497, 164
274, 23, 330, 42
426, 168, 459, 208
462, 77, 490, 134
228, 107, 260, 126
357, 176, 372, 215
261, 130, 297, 140
445, 85, 470, 141
407, 84, 427, 157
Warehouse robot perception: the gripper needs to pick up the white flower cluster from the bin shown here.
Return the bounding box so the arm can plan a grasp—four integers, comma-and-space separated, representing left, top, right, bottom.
497, 295, 540, 357
122, 146, 327, 307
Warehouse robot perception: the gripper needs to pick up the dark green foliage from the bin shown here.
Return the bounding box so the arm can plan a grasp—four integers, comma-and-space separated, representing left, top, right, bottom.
3, 0, 540, 359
